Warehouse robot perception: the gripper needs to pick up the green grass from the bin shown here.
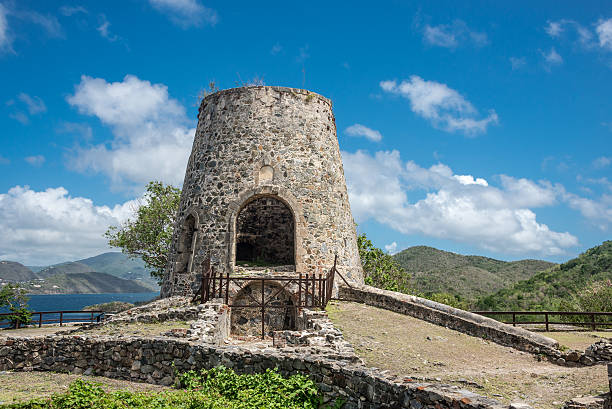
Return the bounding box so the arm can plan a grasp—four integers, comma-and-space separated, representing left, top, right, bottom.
2, 367, 338, 409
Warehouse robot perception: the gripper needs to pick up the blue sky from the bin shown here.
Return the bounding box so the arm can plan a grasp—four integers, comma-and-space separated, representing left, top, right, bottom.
0, 0, 610, 265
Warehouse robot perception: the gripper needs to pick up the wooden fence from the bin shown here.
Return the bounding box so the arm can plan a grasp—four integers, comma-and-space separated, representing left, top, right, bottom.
0, 310, 105, 329
471, 310, 612, 331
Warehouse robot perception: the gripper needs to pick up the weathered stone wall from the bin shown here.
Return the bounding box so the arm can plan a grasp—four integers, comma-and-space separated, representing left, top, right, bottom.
162, 86, 364, 297
338, 285, 562, 358
0, 335, 513, 409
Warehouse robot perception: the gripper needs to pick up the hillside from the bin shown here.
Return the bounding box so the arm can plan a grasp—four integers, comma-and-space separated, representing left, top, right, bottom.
21, 272, 154, 294
0, 261, 38, 283
76, 252, 157, 288
36, 262, 92, 278
476, 240, 612, 311
393, 246, 555, 299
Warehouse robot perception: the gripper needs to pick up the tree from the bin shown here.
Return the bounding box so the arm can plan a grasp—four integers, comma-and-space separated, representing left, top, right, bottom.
105, 181, 181, 283
0, 284, 32, 328
357, 233, 414, 293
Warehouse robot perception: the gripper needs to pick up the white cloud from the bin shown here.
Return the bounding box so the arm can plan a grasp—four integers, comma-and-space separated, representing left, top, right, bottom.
0, 186, 137, 265
16, 9, 63, 38
345, 124, 383, 142
385, 242, 398, 254
148, 0, 218, 28
66, 74, 195, 190
593, 156, 611, 169
596, 18, 612, 50
9, 111, 28, 124
270, 43, 282, 55
0, 3, 12, 53
543, 47, 563, 66
24, 155, 45, 166
509, 57, 526, 70
422, 20, 488, 48
97, 14, 118, 41
560, 190, 612, 229
18, 93, 46, 114
380, 76, 498, 135
545, 20, 564, 37
342, 150, 580, 256
59, 6, 88, 17
424, 25, 457, 48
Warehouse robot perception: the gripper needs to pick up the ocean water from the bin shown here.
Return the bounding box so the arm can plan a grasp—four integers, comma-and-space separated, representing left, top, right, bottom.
0, 292, 159, 326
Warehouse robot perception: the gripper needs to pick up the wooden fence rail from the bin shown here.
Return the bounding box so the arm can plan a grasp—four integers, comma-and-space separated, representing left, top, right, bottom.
471, 310, 612, 331
0, 310, 106, 329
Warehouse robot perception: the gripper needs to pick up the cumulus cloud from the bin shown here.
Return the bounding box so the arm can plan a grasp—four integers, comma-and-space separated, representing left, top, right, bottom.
380, 76, 498, 135
385, 242, 398, 254
342, 150, 580, 256
66, 74, 195, 190
0, 186, 137, 265
422, 20, 488, 48
345, 124, 382, 142
24, 155, 45, 166
148, 0, 218, 28
596, 18, 612, 50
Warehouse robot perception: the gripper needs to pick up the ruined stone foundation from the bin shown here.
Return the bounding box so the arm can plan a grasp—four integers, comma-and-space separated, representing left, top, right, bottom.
161, 86, 364, 298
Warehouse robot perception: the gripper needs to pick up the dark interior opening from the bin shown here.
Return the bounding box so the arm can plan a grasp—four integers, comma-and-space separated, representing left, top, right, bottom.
236, 196, 295, 266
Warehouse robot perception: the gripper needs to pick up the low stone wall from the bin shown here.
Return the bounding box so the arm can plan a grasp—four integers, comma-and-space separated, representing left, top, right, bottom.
0, 334, 515, 409
338, 285, 561, 358
108, 296, 197, 324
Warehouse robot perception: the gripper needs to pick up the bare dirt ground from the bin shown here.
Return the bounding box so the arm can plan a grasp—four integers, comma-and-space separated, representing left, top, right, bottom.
539, 331, 610, 351
0, 371, 170, 405
71, 321, 190, 337
327, 301, 609, 409
0, 324, 81, 338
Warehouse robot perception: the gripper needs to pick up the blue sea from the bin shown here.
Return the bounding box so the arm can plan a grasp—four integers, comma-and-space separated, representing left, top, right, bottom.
0, 292, 159, 326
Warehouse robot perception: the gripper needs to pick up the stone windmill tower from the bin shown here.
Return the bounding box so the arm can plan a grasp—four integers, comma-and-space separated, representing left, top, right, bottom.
161, 86, 364, 302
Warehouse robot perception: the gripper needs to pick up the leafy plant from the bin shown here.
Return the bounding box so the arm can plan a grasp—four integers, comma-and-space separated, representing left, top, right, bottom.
5, 367, 343, 409
0, 284, 32, 328
105, 181, 181, 284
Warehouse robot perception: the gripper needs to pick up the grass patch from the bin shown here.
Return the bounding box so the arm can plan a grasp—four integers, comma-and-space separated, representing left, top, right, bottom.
1, 367, 337, 409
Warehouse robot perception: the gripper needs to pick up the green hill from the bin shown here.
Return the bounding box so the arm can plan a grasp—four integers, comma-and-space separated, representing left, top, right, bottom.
476, 241, 612, 311
0, 261, 38, 283
393, 246, 555, 300
36, 262, 92, 278
21, 272, 154, 294
76, 252, 157, 288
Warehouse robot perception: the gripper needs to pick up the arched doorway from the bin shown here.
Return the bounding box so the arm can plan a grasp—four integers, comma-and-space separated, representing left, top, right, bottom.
235, 196, 295, 267
174, 214, 197, 274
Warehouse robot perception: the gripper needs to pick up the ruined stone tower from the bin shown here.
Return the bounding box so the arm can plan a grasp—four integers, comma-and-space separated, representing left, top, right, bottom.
161, 86, 363, 298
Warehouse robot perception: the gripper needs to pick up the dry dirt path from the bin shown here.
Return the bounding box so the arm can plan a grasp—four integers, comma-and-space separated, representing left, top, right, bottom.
327, 301, 608, 409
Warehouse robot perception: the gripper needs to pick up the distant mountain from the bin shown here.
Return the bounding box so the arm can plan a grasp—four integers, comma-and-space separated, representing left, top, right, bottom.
36, 262, 93, 278
393, 246, 555, 300
76, 252, 157, 288
476, 241, 612, 311
0, 261, 38, 283
21, 272, 154, 295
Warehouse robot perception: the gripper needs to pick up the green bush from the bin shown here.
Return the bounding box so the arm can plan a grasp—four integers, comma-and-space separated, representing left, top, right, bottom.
2, 367, 341, 409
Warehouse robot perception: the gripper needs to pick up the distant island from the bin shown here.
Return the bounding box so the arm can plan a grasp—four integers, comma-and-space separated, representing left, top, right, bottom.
0, 252, 159, 294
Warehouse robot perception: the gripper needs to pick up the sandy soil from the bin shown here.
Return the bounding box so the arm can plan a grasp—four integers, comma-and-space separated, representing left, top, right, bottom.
327, 301, 609, 409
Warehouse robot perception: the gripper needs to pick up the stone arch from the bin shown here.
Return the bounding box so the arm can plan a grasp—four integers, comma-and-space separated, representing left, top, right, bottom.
173, 210, 199, 275
230, 280, 297, 337
227, 186, 306, 272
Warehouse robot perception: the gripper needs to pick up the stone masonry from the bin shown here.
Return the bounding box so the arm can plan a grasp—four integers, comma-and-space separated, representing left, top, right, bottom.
162, 86, 364, 297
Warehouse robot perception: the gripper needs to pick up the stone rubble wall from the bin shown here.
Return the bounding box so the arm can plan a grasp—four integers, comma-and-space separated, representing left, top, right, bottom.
0, 334, 517, 409
108, 297, 197, 324
586, 341, 612, 363
274, 309, 359, 362
338, 285, 562, 358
